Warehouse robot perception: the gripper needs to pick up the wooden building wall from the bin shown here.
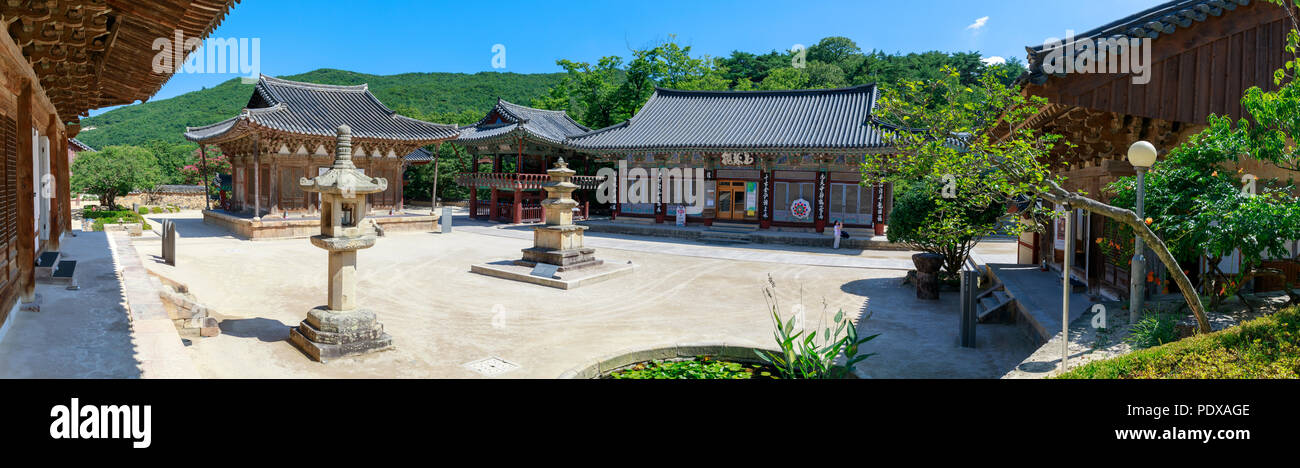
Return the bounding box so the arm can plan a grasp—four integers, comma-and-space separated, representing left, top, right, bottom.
1027, 1, 1292, 127
0, 28, 69, 328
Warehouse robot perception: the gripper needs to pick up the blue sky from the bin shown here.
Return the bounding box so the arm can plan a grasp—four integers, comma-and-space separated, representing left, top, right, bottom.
102, 0, 1168, 115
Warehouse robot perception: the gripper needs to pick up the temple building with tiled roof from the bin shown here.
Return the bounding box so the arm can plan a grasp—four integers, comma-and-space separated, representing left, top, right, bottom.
564, 85, 895, 233
184, 75, 459, 219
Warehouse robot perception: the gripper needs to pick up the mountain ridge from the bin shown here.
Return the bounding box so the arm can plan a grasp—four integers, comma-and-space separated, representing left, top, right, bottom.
75, 68, 566, 149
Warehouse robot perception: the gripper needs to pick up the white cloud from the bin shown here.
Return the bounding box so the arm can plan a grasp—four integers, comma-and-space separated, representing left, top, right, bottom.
981, 56, 1006, 66
967, 16, 989, 30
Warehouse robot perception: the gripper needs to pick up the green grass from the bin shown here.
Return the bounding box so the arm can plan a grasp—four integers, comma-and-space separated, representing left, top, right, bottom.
1059, 306, 1300, 379
608, 356, 779, 379
85, 208, 150, 231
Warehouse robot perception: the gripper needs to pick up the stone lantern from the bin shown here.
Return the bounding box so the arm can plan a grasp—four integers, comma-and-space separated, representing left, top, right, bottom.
288, 124, 393, 361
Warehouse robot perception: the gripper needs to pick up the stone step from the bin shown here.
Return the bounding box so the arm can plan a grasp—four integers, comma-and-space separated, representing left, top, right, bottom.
977, 286, 1016, 323
700, 231, 753, 241
41, 260, 77, 287
36, 251, 60, 268
708, 222, 759, 233
34, 251, 60, 280
699, 233, 752, 244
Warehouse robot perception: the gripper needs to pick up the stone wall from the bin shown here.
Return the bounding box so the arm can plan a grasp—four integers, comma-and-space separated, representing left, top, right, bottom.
202, 209, 439, 240
118, 191, 208, 210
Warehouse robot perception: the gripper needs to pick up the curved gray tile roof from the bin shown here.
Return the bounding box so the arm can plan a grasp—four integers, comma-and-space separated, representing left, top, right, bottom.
456, 99, 590, 145
565, 85, 889, 152
404, 147, 435, 163
1025, 0, 1254, 82
68, 138, 96, 152
184, 75, 459, 144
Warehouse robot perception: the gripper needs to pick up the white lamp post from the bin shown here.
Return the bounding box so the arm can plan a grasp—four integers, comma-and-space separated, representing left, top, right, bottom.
1127, 141, 1158, 324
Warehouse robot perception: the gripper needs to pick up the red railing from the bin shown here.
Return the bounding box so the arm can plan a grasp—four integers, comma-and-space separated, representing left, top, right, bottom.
477, 200, 589, 223
456, 173, 606, 190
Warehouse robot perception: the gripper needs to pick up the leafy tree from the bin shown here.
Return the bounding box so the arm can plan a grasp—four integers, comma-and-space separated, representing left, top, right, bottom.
805, 61, 848, 89
887, 179, 1006, 278
757, 67, 810, 90
140, 139, 195, 184
807, 36, 862, 68
70, 145, 162, 209
868, 65, 1215, 333
180, 146, 231, 195
717, 50, 791, 87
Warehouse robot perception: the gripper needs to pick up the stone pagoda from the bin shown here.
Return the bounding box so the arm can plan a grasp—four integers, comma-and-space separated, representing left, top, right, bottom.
471, 158, 632, 289
517, 158, 602, 271
288, 125, 393, 361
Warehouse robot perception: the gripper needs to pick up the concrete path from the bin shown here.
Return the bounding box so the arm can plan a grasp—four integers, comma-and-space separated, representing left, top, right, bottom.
0, 231, 141, 378
107, 231, 200, 378
451, 215, 1015, 270
129, 211, 1033, 379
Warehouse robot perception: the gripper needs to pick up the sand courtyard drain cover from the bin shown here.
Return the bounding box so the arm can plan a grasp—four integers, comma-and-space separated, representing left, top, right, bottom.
462, 357, 519, 376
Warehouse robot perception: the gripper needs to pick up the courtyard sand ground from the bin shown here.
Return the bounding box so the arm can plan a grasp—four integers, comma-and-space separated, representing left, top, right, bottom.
126, 211, 1031, 378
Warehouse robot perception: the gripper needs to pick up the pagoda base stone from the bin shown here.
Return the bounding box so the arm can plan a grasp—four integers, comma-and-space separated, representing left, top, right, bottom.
517, 247, 603, 271
289, 306, 393, 361
471, 260, 634, 290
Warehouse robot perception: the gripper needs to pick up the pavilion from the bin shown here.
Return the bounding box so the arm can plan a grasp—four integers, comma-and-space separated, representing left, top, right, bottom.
566, 85, 895, 234
184, 75, 459, 238
452, 99, 599, 223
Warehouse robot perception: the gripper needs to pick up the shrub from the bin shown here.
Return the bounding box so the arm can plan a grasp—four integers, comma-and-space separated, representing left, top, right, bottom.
886, 179, 1006, 279
1125, 312, 1181, 349
1060, 306, 1300, 379
150, 207, 163, 214
755, 275, 878, 379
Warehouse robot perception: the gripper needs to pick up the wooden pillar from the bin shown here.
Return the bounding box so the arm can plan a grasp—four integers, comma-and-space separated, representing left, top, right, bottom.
60, 134, 70, 234
874, 181, 889, 236
654, 164, 665, 224
461, 145, 476, 218
397, 160, 405, 212
253, 137, 261, 220
814, 166, 829, 233
430, 142, 441, 210
57, 132, 70, 236
512, 138, 522, 224
702, 162, 714, 227
269, 152, 280, 216
16, 79, 35, 302
490, 154, 501, 221
611, 165, 619, 220
198, 144, 212, 210
759, 161, 773, 230
46, 124, 63, 251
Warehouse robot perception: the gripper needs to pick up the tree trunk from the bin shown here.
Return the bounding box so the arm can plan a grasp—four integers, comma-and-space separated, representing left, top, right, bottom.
1039, 180, 1212, 334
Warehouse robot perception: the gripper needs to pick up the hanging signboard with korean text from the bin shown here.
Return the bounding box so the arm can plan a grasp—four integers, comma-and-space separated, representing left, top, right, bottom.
721, 152, 755, 166
745, 181, 757, 217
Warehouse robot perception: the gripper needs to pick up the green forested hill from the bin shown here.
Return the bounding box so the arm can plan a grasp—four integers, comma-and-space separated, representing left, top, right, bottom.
75, 68, 565, 149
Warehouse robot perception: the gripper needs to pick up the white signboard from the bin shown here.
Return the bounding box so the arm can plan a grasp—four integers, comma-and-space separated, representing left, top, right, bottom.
675, 205, 686, 226
530, 263, 559, 279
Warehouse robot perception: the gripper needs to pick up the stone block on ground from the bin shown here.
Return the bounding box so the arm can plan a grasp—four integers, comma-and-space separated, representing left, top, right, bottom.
1175, 313, 1239, 339
200, 317, 220, 337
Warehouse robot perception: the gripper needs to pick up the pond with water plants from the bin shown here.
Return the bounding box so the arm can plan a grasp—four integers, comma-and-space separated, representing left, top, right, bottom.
606, 356, 781, 379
